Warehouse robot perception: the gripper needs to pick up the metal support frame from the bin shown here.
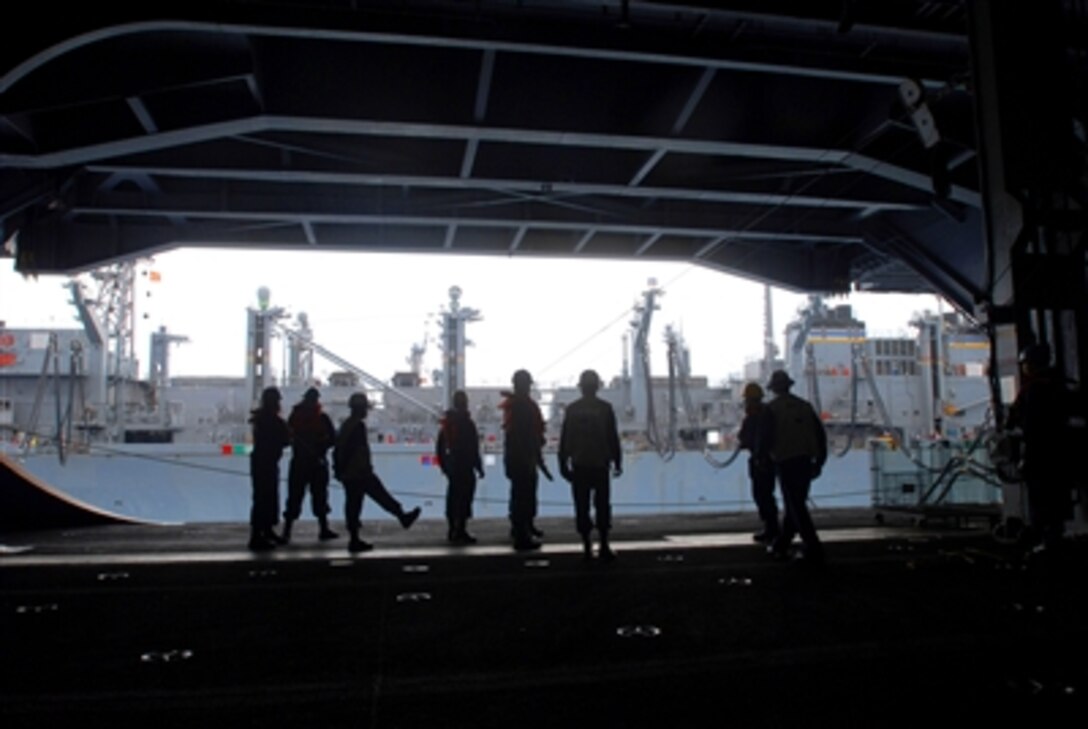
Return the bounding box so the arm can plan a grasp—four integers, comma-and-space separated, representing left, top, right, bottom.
968, 0, 1087, 532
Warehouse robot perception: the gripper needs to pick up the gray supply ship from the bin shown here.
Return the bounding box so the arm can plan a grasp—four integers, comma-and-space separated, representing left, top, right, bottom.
1, 261, 1003, 528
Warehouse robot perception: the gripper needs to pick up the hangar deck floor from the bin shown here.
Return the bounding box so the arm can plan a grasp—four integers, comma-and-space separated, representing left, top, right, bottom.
3, 510, 1086, 728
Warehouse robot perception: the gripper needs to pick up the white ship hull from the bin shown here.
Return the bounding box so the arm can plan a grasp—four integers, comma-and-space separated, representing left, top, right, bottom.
1, 440, 1000, 527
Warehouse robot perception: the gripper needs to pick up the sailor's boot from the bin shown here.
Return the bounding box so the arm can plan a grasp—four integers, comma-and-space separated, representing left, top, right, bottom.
451, 519, 476, 545
318, 517, 339, 541
512, 523, 541, 552
598, 530, 616, 562
347, 528, 372, 553
248, 528, 274, 552
459, 521, 477, 544
399, 506, 422, 529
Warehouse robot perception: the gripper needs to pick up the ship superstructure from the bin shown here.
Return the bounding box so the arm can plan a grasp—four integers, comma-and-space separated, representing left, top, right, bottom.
1, 261, 1019, 528
772, 295, 992, 446
0, 265, 995, 454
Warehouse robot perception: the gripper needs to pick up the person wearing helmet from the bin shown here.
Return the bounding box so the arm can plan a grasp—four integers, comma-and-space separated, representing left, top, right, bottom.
558, 369, 623, 561
738, 381, 779, 546
499, 369, 551, 551
436, 389, 485, 545
1006, 342, 1073, 554
247, 387, 291, 551
333, 392, 422, 552
764, 370, 827, 565
281, 387, 338, 544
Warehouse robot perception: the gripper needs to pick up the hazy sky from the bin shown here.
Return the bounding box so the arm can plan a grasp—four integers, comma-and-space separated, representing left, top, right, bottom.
1, 248, 943, 388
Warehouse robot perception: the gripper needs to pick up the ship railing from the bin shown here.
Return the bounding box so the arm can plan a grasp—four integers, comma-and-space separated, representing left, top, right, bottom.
871, 425, 1004, 524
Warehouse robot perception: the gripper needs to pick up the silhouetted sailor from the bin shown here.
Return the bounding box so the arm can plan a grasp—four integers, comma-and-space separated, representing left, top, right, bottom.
1005, 343, 1074, 554
764, 370, 827, 565
282, 387, 338, 543
248, 386, 290, 551
738, 381, 779, 545
558, 369, 622, 561
436, 389, 484, 544
333, 392, 421, 553
500, 369, 551, 551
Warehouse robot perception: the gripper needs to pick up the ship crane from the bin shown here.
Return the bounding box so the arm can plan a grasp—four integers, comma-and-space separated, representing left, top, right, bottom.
789, 295, 828, 358
285, 312, 314, 387
629, 281, 673, 460
23, 333, 91, 463
63, 261, 149, 440
244, 287, 442, 419
407, 329, 429, 383
664, 324, 703, 447
854, 344, 909, 457
275, 324, 443, 420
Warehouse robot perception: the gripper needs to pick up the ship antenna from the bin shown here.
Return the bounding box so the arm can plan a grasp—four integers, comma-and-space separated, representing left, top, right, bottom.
762, 284, 777, 381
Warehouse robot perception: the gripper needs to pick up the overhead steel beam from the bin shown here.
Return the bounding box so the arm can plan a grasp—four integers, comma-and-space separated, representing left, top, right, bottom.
302, 219, 316, 245
86, 165, 924, 212
635, 232, 663, 256
2, 116, 861, 168
5, 116, 979, 205
0, 18, 961, 96
508, 225, 528, 252
629, 149, 667, 188
67, 205, 865, 244
474, 48, 495, 122
125, 97, 158, 134
573, 229, 595, 253
694, 236, 729, 259
841, 151, 981, 207
460, 139, 479, 179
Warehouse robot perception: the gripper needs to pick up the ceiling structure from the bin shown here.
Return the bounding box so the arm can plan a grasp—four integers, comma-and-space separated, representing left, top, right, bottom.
1, 1, 988, 309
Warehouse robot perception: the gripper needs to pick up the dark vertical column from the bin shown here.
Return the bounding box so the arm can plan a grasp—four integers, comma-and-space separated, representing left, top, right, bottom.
968, 0, 1086, 406
968, 0, 1087, 531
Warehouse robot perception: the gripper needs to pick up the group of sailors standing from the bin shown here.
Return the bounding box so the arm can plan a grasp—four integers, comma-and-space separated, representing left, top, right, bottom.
247, 386, 420, 553
247, 365, 829, 565
246, 366, 622, 559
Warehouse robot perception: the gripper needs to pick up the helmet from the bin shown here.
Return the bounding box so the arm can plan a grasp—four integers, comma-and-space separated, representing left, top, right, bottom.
743, 382, 764, 400
260, 387, 282, 409
1018, 343, 1050, 370
767, 370, 794, 392
348, 392, 369, 412
451, 390, 468, 410
578, 369, 601, 391
512, 369, 533, 389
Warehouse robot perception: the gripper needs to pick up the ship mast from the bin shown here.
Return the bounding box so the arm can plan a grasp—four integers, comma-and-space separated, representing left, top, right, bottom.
89, 262, 138, 380
149, 326, 189, 391
762, 284, 778, 381
244, 286, 287, 407
438, 286, 480, 409
66, 260, 147, 438
629, 280, 662, 431
407, 327, 429, 383
285, 311, 314, 387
